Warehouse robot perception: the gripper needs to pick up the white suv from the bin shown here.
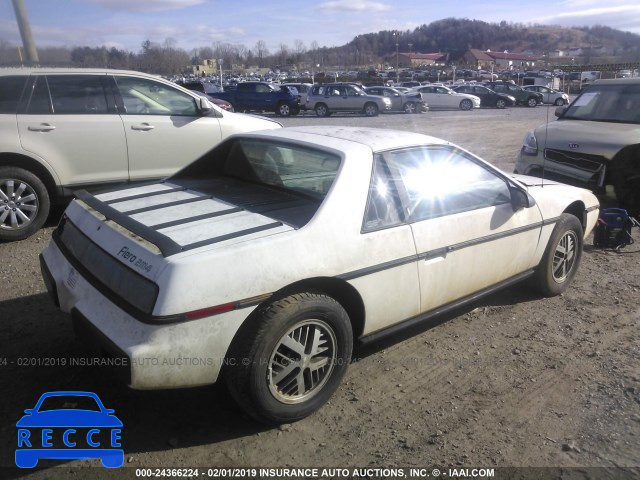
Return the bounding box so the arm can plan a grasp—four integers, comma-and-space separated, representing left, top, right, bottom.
0, 68, 281, 241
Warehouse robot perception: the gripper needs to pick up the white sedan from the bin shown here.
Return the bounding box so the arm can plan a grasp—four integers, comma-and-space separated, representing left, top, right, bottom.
412, 84, 481, 110
40, 127, 599, 424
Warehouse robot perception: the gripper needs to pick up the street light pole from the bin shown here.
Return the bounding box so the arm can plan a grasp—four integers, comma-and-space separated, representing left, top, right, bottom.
394, 32, 399, 84
218, 59, 223, 89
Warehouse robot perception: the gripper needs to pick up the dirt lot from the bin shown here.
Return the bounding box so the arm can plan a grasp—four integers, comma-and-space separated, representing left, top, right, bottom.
1, 107, 639, 480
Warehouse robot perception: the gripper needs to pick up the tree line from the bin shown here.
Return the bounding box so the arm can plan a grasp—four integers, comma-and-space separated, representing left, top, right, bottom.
1, 18, 639, 75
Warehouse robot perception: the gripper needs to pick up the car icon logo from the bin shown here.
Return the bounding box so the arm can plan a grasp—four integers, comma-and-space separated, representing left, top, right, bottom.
15, 391, 123, 468
568, 143, 579, 149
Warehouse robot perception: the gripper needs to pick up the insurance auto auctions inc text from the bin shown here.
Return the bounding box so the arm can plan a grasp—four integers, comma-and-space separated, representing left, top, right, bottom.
182, 467, 496, 478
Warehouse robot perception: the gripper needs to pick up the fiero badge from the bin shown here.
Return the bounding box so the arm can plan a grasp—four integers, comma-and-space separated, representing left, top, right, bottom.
15, 391, 123, 468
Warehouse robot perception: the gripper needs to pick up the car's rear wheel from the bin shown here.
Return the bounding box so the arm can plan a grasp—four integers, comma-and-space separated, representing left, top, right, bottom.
533, 214, 583, 296
225, 292, 352, 424
527, 97, 538, 107
459, 99, 473, 111
277, 102, 292, 117
496, 98, 506, 109
315, 103, 330, 117
0, 167, 50, 242
364, 102, 379, 117
403, 101, 417, 114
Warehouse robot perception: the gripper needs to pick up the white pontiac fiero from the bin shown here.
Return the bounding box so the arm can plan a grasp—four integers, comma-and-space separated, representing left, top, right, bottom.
40, 126, 599, 424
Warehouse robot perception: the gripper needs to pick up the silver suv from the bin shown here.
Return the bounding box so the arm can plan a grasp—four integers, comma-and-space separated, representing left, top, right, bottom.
305, 83, 391, 117
0, 68, 281, 241
515, 78, 640, 215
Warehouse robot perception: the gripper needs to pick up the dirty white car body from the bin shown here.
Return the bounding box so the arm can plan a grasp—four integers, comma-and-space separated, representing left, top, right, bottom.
40, 126, 599, 424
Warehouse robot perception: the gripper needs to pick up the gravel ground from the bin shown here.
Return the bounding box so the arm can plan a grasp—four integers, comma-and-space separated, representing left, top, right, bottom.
1, 105, 639, 480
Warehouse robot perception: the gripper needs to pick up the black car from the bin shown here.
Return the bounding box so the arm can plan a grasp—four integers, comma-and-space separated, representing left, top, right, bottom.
452, 84, 515, 109
483, 81, 543, 107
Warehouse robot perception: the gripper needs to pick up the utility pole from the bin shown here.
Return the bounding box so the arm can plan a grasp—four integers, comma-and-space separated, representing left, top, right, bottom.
12, 0, 39, 64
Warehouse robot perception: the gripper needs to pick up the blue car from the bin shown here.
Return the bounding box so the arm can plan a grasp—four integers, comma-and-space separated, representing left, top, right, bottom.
16, 391, 123, 468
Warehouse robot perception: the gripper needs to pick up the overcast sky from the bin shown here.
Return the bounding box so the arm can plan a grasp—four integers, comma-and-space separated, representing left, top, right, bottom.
2, 0, 640, 54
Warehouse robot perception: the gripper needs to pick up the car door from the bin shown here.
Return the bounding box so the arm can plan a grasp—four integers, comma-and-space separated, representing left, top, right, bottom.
113, 75, 223, 181
417, 86, 442, 108
381, 145, 543, 313
17, 74, 129, 188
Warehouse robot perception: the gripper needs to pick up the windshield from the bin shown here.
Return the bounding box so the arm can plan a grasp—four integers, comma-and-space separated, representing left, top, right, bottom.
562, 83, 640, 124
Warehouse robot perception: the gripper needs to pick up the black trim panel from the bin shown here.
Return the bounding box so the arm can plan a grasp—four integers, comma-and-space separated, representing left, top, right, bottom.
359, 270, 535, 345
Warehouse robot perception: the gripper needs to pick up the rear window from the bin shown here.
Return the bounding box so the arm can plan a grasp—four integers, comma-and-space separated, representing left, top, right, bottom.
173, 138, 342, 228
0, 76, 27, 114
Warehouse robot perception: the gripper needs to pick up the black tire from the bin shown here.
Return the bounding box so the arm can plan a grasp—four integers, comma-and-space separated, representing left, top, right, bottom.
526, 97, 538, 107
225, 292, 353, 424
533, 214, 583, 296
277, 102, 292, 117
364, 102, 379, 117
554, 97, 565, 106
496, 98, 506, 109
403, 102, 417, 114
0, 167, 50, 242
315, 103, 330, 117
459, 99, 473, 111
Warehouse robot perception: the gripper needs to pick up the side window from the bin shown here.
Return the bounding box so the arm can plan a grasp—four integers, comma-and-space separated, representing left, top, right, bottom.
0, 76, 27, 113
346, 87, 357, 96
44, 75, 108, 114
115, 76, 197, 116
363, 155, 404, 231
256, 84, 271, 93
26, 76, 52, 114
384, 146, 512, 222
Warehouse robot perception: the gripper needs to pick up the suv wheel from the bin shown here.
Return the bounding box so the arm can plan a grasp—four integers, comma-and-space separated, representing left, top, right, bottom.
0, 167, 50, 242
315, 103, 330, 117
277, 102, 292, 117
363, 102, 379, 117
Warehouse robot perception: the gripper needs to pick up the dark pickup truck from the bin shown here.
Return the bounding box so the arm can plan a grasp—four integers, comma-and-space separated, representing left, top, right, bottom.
209, 82, 300, 116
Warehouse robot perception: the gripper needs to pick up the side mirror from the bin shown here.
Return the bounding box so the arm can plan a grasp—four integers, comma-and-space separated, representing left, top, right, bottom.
198, 97, 213, 115
555, 106, 567, 117
509, 185, 536, 211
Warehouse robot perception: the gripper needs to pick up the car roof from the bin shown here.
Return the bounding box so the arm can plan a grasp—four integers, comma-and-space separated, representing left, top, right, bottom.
0, 67, 162, 77
240, 126, 448, 153
592, 78, 640, 85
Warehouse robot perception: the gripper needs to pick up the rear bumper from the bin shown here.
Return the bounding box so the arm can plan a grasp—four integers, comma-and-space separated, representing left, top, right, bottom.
40, 242, 252, 390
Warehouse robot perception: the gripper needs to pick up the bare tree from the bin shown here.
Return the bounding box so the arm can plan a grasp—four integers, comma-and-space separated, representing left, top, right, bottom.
294, 39, 306, 66
254, 40, 269, 68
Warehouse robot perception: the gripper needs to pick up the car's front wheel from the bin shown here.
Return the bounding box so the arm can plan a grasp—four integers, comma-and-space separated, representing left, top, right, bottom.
533, 214, 583, 296
554, 97, 565, 106
496, 98, 506, 109
364, 102, 379, 117
459, 99, 473, 111
225, 292, 353, 424
0, 167, 50, 242
526, 97, 538, 107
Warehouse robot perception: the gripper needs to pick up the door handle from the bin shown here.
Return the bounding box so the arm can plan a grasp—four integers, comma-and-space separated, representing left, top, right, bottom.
131, 123, 155, 131
28, 124, 56, 132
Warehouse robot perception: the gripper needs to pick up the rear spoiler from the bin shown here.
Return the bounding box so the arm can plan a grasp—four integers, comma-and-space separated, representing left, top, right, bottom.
74, 189, 183, 257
